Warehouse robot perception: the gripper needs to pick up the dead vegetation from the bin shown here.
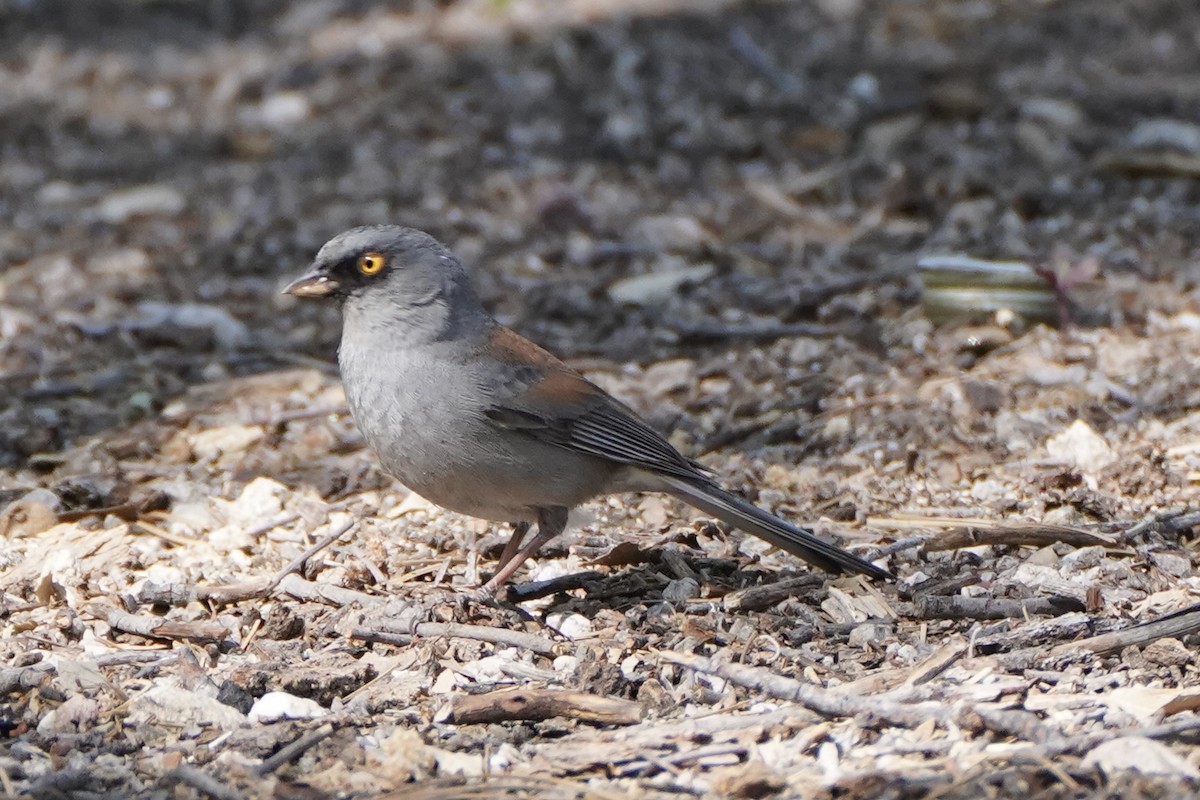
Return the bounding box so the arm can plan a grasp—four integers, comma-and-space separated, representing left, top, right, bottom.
3, 0, 1200, 798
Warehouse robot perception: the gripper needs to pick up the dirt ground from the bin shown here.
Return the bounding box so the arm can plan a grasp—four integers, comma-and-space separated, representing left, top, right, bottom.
3, 0, 1200, 797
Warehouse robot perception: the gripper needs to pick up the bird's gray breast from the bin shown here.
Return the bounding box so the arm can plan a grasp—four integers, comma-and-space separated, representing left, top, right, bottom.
336, 339, 618, 521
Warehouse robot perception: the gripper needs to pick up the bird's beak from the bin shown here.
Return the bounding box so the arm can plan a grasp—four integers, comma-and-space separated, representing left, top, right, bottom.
283, 271, 339, 298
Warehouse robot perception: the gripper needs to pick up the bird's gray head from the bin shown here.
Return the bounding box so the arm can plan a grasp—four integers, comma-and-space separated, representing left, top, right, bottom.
284, 225, 489, 343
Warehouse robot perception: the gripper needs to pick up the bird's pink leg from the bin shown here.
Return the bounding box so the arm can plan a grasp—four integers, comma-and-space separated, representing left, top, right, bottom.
479, 507, 568, 597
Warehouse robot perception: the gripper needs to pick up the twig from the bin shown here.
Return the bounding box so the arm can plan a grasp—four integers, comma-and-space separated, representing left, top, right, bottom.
165, 763, 244, 800
242, 512, 300, 540
504, 570, 606, 602
136, 578, 273, 607
0, 664, 53, 695
915, 595, 1085, 621
658, 651, 951, 728
437, 688, 643, 726
96, 605, 232, 644
727, 25, 803, 96
1121, 509, 1200, 543
921, 524, 1114, 553
722, 575, 824, 612
1040, 714, 1200, 758
276, 574, 377, 607
263, 518, 355, 594
255, 723, 336, 776
873, 535, 932, 557
352, 622, 559, 658
1049, 602, 1200, 657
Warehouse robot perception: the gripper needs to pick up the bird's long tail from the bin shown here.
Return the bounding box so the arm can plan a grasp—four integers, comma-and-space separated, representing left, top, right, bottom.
661, 476, 892, 580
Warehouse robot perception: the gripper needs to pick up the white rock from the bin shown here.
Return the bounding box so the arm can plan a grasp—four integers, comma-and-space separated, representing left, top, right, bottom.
248, 691, 327, 723
190, 425, 265, 461
258, 92, 312, 128
1128, 119, 1200, 154
607, 259, 714, 306
95, 184, 185, 223
545, 613, 592, 640
219, 477, 288, 527
36, 694, 99, 735
129, 685, 246, 733
1061, 546, 1105, 572
131, 301, 251, 350
552, 655, 579, 675
1045, 419, 1114, 470
620, 655, 642, 680
663, 577, 700, 602
1083, 736, 1200, 779
628, 214, 711, 252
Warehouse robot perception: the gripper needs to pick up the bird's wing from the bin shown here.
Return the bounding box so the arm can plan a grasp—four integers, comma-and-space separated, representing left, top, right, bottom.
480, 326, 702, 480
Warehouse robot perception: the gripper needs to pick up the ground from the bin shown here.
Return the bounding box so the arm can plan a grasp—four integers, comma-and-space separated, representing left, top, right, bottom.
3, 0, 1200, 797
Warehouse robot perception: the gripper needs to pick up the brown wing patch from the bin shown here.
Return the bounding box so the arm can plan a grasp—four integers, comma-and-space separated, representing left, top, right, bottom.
482, 325, 701, 481
486, 326, 596, 405
487, 326, 570, 370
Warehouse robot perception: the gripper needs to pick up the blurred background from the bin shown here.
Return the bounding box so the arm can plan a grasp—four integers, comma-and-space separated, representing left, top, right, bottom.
6, 4, 1200, 797
3, 0, 1198, 465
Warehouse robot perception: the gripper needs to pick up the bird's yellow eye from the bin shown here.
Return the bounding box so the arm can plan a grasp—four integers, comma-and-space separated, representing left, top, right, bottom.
357, 252, 386, 275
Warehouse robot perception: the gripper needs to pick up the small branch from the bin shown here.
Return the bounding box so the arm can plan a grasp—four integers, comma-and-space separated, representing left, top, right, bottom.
0, 665, 53, 696
352, 622, 558, 658
722, 575, 824, 612
438, 688, 643, 726
137, 578, 274, 607
1040, 715, 1200, 758
1121, 509, 1200, 543
915, 595, 1085, 621
276, 574, 377, 607
255, 723, 336, 776
921, 524, 1114, 553
96, 605, 232, 644
1049, 602, 1200, 657
504, 571, 606, 602
263, 518, 355, 595
873, 536, 932, 557
164, 764, 243, 800
658, 651, 951, 728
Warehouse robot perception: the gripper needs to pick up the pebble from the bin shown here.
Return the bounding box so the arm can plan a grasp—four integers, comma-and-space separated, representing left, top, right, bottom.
248, 691, 328, 723
95, 184, 186, 223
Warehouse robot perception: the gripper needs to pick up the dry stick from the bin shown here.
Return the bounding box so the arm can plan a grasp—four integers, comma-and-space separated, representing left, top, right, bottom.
438, 688, 643, 726
504, 570, 605, 602
276, 574, 377, 606
873, 535, 931, 557
973, 612, 1093, 655
262, 518, 356, 594
255, 723, 336, 776
136, 579, 272, 607
352, 622, 558, 658
1120, 508, 1200, 542
165, 764, 244, 800
722, 575, 824, 613
1049, 602, 1200, 657
921, 524, 1114, 553
136, 506, 357, 608
657, 651, 952, 728
97, 605, 231, 644
1040, 715, 1200, 758
988, 604, 1200, 671
0, 665, 52, 696
915, 595, 1085, 621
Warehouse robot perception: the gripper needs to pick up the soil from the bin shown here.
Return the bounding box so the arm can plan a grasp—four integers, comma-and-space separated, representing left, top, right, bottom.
3, 1, 1200, 798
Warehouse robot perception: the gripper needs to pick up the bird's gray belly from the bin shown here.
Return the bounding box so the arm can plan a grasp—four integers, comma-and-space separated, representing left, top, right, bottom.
343, 364, 615, 521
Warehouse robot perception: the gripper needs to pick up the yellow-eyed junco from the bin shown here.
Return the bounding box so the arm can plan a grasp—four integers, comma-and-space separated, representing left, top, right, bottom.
284, 226, 891, 595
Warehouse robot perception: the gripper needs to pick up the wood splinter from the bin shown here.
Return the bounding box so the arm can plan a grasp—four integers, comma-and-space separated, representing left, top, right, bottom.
437, 687, 643, 726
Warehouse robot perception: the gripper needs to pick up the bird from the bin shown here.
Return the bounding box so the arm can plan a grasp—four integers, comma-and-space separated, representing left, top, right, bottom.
284, 225, 892, 596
